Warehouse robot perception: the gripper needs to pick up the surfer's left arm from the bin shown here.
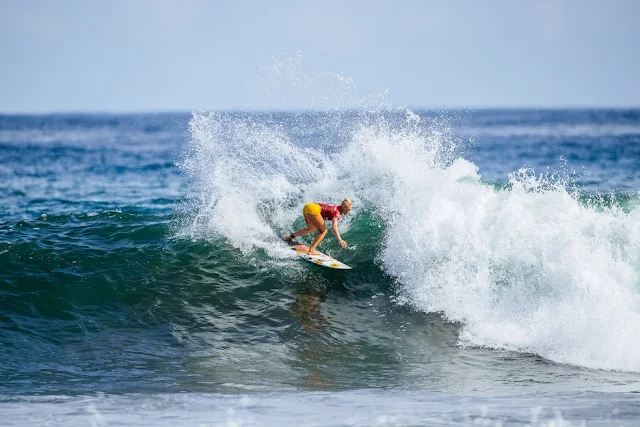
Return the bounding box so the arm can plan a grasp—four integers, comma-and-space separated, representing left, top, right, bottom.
332, 218, 347, 248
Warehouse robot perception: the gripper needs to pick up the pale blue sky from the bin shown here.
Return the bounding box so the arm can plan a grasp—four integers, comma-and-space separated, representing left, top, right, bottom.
1, 0, 639, 112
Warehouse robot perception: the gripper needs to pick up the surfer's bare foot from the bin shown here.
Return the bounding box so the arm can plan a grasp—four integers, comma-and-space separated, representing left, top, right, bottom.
308, 249, 319, 255
284, 234, 294, 242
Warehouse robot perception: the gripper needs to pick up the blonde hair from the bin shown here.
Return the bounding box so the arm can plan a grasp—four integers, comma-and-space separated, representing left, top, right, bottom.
342, 197, 352, 208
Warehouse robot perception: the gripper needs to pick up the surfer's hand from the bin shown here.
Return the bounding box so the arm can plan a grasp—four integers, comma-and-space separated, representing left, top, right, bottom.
339, 239, 347, 248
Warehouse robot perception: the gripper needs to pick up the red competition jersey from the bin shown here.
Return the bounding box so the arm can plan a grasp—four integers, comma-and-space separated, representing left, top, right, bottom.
318, 203, 341, 220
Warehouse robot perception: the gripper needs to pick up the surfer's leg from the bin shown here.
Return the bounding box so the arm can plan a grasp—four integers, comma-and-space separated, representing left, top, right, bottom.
306, 215, 327, 255
293, 215, 317, 237
285, 214, 318, 241
285, 203, 321, 241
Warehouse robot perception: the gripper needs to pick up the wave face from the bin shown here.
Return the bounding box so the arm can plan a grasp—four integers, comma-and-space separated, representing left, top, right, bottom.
1, 110, 640, 398
179, 109, 640, 372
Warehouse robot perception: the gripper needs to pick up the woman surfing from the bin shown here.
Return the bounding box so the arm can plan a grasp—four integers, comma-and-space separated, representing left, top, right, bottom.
284, 198, 352, 255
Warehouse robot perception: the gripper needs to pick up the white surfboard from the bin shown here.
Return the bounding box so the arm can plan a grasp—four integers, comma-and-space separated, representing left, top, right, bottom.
290, 244, 352, 270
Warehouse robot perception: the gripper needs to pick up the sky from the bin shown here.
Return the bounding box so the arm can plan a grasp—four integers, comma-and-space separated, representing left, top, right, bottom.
1, 0, 639, 113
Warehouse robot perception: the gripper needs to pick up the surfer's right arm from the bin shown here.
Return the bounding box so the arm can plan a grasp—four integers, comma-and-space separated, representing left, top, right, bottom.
332, 217, 347, 248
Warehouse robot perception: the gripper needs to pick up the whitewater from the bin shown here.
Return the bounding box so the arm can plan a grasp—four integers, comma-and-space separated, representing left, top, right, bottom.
179, 109, 640, 373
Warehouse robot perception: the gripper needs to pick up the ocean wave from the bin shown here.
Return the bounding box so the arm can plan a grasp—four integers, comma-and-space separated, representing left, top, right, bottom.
178, 109, 640, 373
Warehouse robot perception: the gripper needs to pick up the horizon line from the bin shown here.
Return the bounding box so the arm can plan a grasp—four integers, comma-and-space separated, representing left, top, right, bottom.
2, 105, 640, 116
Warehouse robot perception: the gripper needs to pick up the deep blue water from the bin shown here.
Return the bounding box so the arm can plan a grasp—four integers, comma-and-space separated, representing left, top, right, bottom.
1, 109, 639, 425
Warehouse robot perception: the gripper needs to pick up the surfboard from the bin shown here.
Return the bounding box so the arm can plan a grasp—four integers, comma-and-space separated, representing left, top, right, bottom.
290, 244, 352, 270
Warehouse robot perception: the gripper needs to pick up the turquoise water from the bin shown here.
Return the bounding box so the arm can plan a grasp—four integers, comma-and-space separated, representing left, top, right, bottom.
1, 110, 639, 425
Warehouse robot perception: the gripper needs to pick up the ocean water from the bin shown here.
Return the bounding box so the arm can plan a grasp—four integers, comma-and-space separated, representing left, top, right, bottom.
0, 109, 639, 426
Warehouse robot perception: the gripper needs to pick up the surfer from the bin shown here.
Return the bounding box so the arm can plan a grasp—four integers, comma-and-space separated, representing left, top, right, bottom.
284, 198, 352, 255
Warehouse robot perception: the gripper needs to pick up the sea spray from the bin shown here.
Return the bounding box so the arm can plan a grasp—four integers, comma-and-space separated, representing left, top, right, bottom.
178, 104, 640, 372
326, 110, 640, 372
366, 146, 640, 371
177, 111, 359, 258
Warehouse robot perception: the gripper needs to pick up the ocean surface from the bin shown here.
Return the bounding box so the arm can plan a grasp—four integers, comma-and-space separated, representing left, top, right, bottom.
1, 109, 639, 426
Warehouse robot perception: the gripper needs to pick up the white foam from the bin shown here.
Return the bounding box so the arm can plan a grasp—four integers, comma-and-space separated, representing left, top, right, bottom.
178, 111, 357, 261
179, 104, 640, 372
338, 116, 640, 372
